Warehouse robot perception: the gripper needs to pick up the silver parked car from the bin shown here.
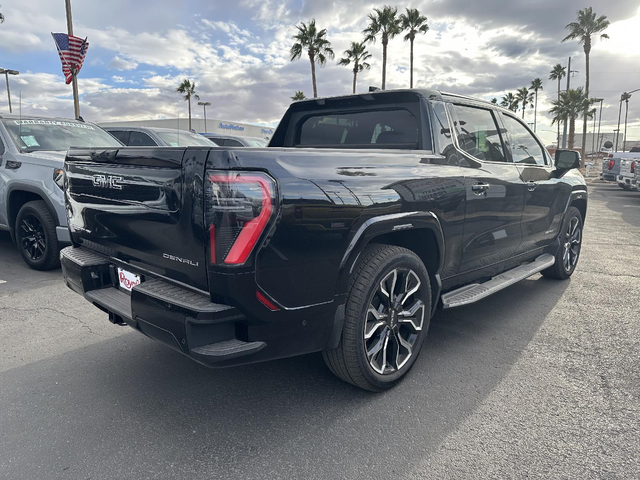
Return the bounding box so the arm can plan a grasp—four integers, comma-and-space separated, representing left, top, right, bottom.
0, 114, 123, 269
201, 132, 268, 147
104, 126, 219, 147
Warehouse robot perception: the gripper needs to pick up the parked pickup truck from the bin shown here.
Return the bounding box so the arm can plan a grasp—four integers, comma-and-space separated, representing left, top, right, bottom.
602, 148, 640, 188
0, 115, 123, 269
618, 158, 638, 191
60, 89, 588, 391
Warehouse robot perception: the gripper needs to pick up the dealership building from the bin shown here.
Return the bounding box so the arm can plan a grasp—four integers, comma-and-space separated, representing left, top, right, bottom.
99, 117, 276, 139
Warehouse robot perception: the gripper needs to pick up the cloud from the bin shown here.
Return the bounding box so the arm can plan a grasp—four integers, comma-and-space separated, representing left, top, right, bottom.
109, 56, 139, 71
1, 0, 638, 145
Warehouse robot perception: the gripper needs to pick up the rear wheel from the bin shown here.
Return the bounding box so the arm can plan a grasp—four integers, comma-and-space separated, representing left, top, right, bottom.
323, 245, 432, 391
15, 201, 60, 271
541, 206, 582, 280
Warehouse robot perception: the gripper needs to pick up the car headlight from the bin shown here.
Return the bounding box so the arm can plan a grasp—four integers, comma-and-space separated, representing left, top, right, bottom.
53, 168, 65, 190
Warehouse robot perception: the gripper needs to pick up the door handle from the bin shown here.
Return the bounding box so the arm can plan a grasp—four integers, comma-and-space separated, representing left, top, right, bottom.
526, 180, 538, 191
471, 182, 490, 195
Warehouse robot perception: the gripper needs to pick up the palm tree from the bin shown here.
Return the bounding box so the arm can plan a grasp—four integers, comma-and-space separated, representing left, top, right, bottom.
363, 6, 402, 90
500, 92, 518, 112
562, 7, 610, 161
291, 91, 306, 101
399, 8, 429, 88
515, 87, 532, 119
290, 19, 334, 98
338, 41, 372, 94
549, 64, 567, 146
490, 98, 497, 104
530, 78, 543, 132
550, 88, 590, 152
176, 79, 199, 131
622, 91, 632, 151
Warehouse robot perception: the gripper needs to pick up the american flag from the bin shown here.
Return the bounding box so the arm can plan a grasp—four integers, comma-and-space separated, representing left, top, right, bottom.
51, 33, 89, 84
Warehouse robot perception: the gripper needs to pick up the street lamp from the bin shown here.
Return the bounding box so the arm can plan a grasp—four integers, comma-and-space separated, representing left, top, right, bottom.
197, 101, 211, 133
615, 88, 640, 151
591, 98, 604, 155
0, 68, 19, 114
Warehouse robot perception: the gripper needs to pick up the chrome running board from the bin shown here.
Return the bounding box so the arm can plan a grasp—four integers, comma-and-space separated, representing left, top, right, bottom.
441, 254, 555, 309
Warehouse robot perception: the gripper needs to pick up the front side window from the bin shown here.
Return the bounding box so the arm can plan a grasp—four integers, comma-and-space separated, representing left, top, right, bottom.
501, 114, 547, 166
1, 119, 122, 152
450, 104, 507, 162
296, 109, 419, 149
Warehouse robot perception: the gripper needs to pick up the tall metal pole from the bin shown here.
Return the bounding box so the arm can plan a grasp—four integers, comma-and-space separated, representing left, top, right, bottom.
596, 98, 604, 152
561, 56, 571, 148
615, 94, 623, 151
203, 105, 207, 133
623, 96, 630, 152
65, 0, 80, 119
4, 72, 11, 113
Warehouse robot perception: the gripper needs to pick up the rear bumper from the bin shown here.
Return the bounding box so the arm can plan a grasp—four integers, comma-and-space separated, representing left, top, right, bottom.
617, 175, 637, 187
60, 246, 267, 366
61, 246, 339, 367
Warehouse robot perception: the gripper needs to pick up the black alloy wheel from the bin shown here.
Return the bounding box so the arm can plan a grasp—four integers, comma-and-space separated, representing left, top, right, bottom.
20, 213, 47, 261
15, 200, 61, 271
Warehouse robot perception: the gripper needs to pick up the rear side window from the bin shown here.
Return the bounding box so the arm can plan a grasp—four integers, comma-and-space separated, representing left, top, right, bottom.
501, 114, 547, 166
450, 104, 507, 162
108, 130, 128, 144
129, 131, 156, 146
296, 109, 418, 149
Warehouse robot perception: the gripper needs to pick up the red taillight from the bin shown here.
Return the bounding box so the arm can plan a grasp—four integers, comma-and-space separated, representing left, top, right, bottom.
256, 290, 280, 311
608, 153, 614, 158
608, 160, 615, 170
206, 171, 275, 266
632, 161, 636, 174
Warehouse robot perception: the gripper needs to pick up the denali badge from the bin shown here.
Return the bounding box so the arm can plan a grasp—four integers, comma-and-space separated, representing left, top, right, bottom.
163, 253, 199, 267
93, 174, 123, 190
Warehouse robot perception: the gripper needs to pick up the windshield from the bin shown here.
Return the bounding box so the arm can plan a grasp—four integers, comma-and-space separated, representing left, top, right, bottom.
2, 119, 123, 152
245, 138, 268, 147
154, 130, 218, 147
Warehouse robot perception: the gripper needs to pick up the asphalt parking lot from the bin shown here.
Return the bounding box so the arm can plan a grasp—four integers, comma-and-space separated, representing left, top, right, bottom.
1, 183, 638, 479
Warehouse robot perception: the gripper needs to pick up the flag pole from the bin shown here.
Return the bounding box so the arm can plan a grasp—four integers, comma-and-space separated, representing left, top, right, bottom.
65, 0, 80, 119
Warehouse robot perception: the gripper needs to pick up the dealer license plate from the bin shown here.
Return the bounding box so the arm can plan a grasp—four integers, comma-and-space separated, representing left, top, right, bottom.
118, 268, 141, 292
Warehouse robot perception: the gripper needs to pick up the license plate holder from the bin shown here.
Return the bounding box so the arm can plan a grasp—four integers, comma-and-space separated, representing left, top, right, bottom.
118, 268, 142, 293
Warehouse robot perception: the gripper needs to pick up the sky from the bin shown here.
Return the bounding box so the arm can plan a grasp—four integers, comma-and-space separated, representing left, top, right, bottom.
0, 0, 639, 146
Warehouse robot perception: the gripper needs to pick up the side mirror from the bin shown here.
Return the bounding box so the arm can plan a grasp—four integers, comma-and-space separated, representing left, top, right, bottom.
555, 149, 581, 170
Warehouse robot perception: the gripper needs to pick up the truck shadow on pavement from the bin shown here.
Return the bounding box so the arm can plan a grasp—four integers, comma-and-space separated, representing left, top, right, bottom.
0, 274, 570, 479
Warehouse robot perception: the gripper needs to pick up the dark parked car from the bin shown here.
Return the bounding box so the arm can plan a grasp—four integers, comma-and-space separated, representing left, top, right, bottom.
202, 132, 268, 147
61, 89, 587, 391
104, 126, 218, 147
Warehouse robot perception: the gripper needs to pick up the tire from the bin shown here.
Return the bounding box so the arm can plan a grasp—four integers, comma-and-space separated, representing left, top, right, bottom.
323, 244, 432, 391
541, 206, 583, 280
15, 200, 61, 271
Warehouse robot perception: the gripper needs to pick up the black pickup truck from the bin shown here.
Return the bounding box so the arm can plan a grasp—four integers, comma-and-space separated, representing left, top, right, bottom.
61, 89, 587, 391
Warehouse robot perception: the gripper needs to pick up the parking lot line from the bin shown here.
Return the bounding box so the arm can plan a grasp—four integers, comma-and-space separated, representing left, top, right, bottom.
0, 280, 6, 284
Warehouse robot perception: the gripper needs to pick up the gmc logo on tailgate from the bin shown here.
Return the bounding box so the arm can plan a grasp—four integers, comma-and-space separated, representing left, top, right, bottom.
92, 174, 123, 190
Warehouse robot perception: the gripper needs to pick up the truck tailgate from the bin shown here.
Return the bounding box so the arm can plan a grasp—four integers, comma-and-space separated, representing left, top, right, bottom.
65, 147, 210, 291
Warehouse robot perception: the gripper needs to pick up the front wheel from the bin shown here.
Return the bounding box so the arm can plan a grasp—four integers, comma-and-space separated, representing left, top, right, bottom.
541, 206, 583, 280
323, 245, 432, 391
15, 200, 61, 271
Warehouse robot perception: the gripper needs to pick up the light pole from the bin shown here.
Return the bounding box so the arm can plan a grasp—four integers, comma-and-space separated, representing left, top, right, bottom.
594, 98, 604, 153
198, 101, 211, 133
615, 88, 640, 152
0, 68, 19, 113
